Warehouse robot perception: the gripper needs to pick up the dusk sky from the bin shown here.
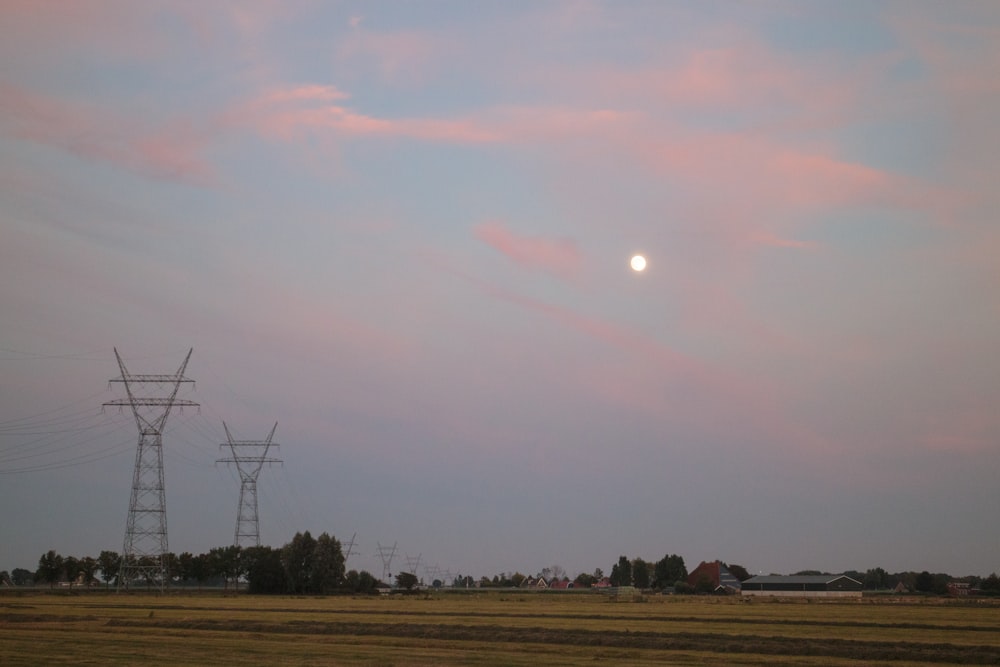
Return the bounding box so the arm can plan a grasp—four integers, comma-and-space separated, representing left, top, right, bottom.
2, 1, 999, 581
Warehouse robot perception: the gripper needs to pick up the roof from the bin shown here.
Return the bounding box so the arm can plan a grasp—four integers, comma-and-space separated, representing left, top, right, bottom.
743, 575, 861, 586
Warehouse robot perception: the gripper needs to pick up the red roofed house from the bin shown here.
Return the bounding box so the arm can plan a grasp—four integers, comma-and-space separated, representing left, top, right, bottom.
687, 561, 742, 593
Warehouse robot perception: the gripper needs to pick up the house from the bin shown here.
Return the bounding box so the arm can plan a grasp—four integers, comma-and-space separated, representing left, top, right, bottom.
686, 561, 742, 593
947, 581, 971, 597
549, 579, 573, 590
741, 574, 863, 598
522, 576, 548, 589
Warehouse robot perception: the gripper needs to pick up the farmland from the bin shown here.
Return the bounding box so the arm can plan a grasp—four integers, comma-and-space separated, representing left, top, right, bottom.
2, 591, 1000, 665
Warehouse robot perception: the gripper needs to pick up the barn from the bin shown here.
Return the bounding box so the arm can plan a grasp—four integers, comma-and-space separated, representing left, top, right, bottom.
740, 574, 863, 598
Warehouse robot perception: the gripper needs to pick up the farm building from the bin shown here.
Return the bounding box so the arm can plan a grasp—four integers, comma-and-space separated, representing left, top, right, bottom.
741, 574, 863, 598
686, 561, 742, 593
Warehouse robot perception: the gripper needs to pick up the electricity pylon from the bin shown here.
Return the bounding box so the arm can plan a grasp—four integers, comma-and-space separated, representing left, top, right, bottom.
104, 348, 197, 590
376, 541, 397, 584
217, 422, 281, 548
342, 532, 357, 563
404, 553, 422, 576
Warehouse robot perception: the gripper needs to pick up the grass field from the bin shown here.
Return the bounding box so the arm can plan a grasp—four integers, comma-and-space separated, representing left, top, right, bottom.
3, 591, 1000, 665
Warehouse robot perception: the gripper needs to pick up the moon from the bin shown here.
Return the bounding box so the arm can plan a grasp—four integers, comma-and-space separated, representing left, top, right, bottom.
630, 254, 647, 272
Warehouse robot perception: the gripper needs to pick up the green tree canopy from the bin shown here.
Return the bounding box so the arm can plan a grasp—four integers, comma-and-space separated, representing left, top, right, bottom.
36, 550, 64, 588
653, 554, 687, 589
610, 555, 632, 587
396, 571, 419, 591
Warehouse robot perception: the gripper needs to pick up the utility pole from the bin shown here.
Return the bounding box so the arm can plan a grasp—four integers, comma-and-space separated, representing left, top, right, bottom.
217, 422, 281, 548
376, 541, 397, 584
105, 348, 197, 591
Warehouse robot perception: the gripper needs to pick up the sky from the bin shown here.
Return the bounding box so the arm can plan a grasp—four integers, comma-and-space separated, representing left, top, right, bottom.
2, 1, 999, 581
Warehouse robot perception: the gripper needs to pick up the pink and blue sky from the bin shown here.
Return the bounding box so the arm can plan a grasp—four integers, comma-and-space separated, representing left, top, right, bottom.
2, 1, 999, 579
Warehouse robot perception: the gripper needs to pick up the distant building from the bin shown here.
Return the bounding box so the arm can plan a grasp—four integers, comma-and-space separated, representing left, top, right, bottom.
686, 561, 742, 593
947, 581, 971, 597
741, 574, 862, 598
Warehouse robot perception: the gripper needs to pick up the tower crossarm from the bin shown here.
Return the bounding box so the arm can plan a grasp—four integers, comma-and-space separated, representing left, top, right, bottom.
104, 399, 200, 407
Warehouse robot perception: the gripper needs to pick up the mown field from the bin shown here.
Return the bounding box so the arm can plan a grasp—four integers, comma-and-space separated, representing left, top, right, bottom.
3, 591, 1000, 666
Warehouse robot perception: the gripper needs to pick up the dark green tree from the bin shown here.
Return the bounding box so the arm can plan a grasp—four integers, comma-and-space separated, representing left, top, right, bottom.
915, 571, 937, 593
631, 558, 651, 589
36, 550, 64, 588
62, 556, 80, 587
208, 546, 242, 589
653, 554, 687, 589
610, 555, 632, 587
574, 571, 597, 588
354, 570, 379, 594
864, 567, 889, 590
244, 546, 286, 594
310, 532, 345, 594
282, 531, 317, 594
396, 571, 419, 591
79, 556, 98, 587
11, 568, 33, 586
98, 551, 120, 588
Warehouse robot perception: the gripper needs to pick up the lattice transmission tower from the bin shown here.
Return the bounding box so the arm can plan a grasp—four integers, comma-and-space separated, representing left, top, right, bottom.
104, 348, 197, 590
217, 422, 281, 548
376, 541, 397, 584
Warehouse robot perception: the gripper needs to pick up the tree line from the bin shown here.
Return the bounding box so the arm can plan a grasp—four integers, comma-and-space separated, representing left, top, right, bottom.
6, 532, 381, 595
5, 543, 999, 595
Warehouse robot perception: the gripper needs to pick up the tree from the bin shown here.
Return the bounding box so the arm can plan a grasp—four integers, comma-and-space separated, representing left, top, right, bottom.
79, 557, 98, 587
244, 546, 286, 594
354, 570, 379, 594
282, 531, 316, 594
36, 550, 64, 588
864, 567, 889, 590
396, 571, 419, 591
510, 572, 526, 588
62, 556, 80, 587
632, 558, 651, 589
653, 554, 687, 589
98, 551, 120, 588
980, 573, 1000, 594
610, 555, 632, 587
310, 533, 345, 594
11, 568, 33, 586
725, 563, 751, 582
208, 546, 242, 589
345, 569, 379, 594
574, 572, 597, 588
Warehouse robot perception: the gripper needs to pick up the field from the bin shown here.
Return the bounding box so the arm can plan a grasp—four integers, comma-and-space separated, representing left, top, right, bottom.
3, 591, 1000, 666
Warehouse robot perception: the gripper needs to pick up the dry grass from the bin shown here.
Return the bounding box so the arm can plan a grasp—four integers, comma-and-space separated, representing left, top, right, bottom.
2, 591, 999, 665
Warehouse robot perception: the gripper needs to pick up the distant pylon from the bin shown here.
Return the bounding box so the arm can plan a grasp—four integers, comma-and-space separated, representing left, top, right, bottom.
217, 422, 281, 548
104, 348, 197, 591
342, 533, 357, 562
376, 541, 397, 584
404, 553, 422, 577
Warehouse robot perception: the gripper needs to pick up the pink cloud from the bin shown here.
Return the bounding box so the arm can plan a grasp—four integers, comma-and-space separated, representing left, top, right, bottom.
474, 221, 582, 279
232, 84, 501, 144
0, 82, 215, 186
